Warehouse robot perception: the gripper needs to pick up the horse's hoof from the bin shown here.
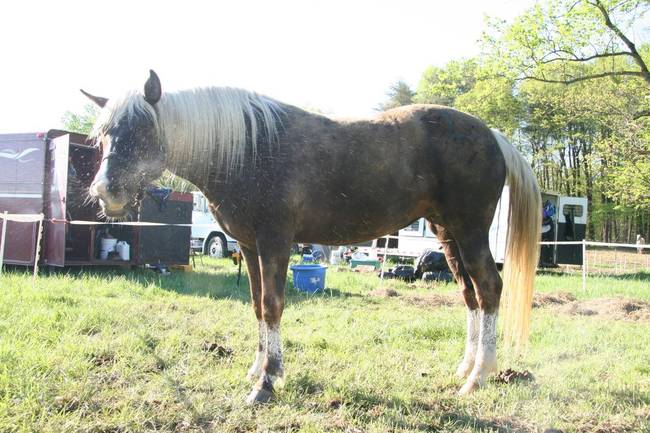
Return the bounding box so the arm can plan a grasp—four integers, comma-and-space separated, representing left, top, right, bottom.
455, 361, 474, 379
458, 380, 479, 395
245, 388, 274, 405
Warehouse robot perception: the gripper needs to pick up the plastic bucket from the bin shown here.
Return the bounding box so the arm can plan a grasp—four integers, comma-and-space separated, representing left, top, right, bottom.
290, 264, 327, 294
100, 238, 117, 260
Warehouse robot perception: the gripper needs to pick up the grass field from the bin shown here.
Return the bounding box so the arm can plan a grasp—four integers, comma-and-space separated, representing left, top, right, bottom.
0, 259, 648, 433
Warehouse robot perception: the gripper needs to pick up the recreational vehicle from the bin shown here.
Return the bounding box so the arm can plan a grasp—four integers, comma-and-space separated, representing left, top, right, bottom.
360, 187, 588, 266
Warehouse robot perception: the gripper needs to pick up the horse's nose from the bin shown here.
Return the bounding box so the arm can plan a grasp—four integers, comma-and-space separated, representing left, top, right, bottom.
90, 175, 109, 198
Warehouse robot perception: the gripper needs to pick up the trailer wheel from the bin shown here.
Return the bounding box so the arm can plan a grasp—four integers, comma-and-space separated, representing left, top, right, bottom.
205, 234, 228, 258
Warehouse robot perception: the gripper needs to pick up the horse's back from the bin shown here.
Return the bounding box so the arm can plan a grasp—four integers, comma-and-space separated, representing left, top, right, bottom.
275, 104, 507, 244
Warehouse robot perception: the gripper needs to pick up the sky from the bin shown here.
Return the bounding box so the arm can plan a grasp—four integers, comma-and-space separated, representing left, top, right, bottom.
0, 0, 536, 133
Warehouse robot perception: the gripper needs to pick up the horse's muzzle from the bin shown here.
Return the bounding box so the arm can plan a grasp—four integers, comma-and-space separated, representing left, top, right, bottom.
90, 177, 130, 218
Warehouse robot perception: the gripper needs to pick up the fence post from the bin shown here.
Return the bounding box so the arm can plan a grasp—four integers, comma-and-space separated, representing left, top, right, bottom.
379, 234, 390, 286
582, 239, 587, 292
0, 211, 7, 277
32, 215, 44, 287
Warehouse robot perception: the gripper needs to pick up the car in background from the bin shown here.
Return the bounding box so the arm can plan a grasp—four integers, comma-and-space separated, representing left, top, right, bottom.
191, 191, 238, 258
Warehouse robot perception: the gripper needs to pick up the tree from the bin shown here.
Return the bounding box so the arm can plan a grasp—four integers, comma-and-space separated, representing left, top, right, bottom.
455, 77, 522, 136
414, 59, 478, 106
478, 0, 650, 240
377, 80, 415, 111
485, 0, 650, 110
61, 104, 99, 134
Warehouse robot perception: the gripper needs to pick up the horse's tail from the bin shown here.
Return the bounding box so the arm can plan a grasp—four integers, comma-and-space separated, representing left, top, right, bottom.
492, 130, 541, 350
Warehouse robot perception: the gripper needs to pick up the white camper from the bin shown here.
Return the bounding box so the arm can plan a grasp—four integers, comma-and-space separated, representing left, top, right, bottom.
360, 187, 588, 266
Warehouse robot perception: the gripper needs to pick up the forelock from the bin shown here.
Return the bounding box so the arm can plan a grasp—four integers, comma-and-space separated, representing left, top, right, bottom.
90, 92, 159, 140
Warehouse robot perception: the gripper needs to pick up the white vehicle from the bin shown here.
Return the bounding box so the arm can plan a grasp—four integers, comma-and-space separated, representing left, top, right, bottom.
360, 187, 588, 266
191, 192, 238, 258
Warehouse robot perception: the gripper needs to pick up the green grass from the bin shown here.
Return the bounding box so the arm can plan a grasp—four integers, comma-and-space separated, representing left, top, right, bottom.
0, 260, 648, 432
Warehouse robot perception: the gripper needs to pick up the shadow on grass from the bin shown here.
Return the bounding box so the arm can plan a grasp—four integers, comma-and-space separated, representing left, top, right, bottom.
537, 268, 650, 281
20, 263, 364, 305
286, 377, 535, 433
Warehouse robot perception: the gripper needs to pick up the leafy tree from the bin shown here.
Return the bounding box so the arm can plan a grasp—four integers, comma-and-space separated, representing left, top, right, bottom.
61, 104, 99, 134
455, 77, 522, 136
484, 0, 650, 115
414, 59, 478, 106
377, 80, 415, 111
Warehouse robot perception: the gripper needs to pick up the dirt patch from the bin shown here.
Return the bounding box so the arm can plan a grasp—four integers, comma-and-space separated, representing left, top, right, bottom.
369, 289, 463, 308
201, 341, 233, 358
90, 351, 116, 367
368, 288, 465, 308
560, 298, 650, 322
533, 292, 576, 307
405, 293, 463, 308
369, 288, 400, 298
533, 293, 650, 322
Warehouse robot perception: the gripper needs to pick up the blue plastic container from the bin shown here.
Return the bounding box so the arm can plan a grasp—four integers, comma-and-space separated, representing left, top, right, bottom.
290, 264, 327, 293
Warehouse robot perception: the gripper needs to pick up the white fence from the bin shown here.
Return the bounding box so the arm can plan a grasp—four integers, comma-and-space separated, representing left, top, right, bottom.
1, 215, 649, 293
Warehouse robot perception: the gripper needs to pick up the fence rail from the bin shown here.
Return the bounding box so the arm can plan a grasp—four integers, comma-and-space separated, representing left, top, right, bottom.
1, 214, 648, 292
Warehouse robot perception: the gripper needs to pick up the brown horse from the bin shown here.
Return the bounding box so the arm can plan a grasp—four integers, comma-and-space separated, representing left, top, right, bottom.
84, 70, 541, 403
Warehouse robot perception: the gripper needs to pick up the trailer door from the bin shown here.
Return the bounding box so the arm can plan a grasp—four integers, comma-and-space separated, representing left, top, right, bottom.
43, 134, 70, 266
556, 196, 588, 265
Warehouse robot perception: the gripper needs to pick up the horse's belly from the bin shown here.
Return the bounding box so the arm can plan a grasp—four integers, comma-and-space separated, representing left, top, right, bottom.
294, 193, 433, 245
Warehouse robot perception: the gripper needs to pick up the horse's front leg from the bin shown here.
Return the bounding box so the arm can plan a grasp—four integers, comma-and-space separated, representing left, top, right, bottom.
246, 236, 292, 404
240, 246, 266, 381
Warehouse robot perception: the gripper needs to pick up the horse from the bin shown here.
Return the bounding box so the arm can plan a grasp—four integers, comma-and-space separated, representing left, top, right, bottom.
84, 70, 541, 404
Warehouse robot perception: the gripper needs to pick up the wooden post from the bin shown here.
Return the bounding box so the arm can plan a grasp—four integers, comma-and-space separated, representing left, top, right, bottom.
33, 214, 44, 286
0, 211, 7, 277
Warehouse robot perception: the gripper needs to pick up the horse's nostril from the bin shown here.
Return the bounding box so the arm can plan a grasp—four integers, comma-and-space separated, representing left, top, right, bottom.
90, 178, 109, 197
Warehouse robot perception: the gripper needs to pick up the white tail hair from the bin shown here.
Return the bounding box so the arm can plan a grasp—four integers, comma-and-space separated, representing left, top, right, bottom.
492, 129, 541, 350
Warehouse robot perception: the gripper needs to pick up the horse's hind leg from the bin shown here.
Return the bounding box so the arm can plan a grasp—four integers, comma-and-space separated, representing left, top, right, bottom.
453, 229, 502, 394
429, 223, 479, 379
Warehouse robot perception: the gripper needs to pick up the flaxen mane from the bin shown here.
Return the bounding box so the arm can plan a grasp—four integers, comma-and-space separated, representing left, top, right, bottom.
92, 88, 283, 176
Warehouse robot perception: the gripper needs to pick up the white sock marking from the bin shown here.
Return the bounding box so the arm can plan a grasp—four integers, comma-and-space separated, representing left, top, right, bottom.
247, 320, 267, 380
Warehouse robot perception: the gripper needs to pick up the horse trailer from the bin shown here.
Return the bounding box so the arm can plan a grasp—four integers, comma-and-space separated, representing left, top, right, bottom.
361, 187, 588, 266
0, 130, 191, 267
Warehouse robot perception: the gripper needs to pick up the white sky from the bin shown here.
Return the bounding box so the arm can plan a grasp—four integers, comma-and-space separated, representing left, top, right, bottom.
0, 0, 535, 133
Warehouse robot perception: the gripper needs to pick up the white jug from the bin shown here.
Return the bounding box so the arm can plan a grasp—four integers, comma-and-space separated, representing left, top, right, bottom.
116, 241, 130, 261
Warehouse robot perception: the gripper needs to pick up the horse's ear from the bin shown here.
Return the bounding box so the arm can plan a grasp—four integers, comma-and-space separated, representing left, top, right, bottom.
80, 89, 108, 108
144, 69, 162, 105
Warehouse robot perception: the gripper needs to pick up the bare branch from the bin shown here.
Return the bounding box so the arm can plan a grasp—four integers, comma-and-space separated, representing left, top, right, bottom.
518, 70, 645, 84
539, 50, 633, 64
591, 0, 650, 84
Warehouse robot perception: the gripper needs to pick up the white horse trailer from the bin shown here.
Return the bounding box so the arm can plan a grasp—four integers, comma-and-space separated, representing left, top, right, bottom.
191, 191, 238, 258
361, 187, 588, 266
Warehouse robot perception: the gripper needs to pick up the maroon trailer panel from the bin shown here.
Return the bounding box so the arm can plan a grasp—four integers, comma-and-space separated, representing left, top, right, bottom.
0, 133, 47, 265
1, 130, 190, 269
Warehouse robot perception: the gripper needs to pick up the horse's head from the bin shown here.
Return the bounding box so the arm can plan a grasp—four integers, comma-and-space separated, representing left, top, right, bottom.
84, 70, 165, 218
